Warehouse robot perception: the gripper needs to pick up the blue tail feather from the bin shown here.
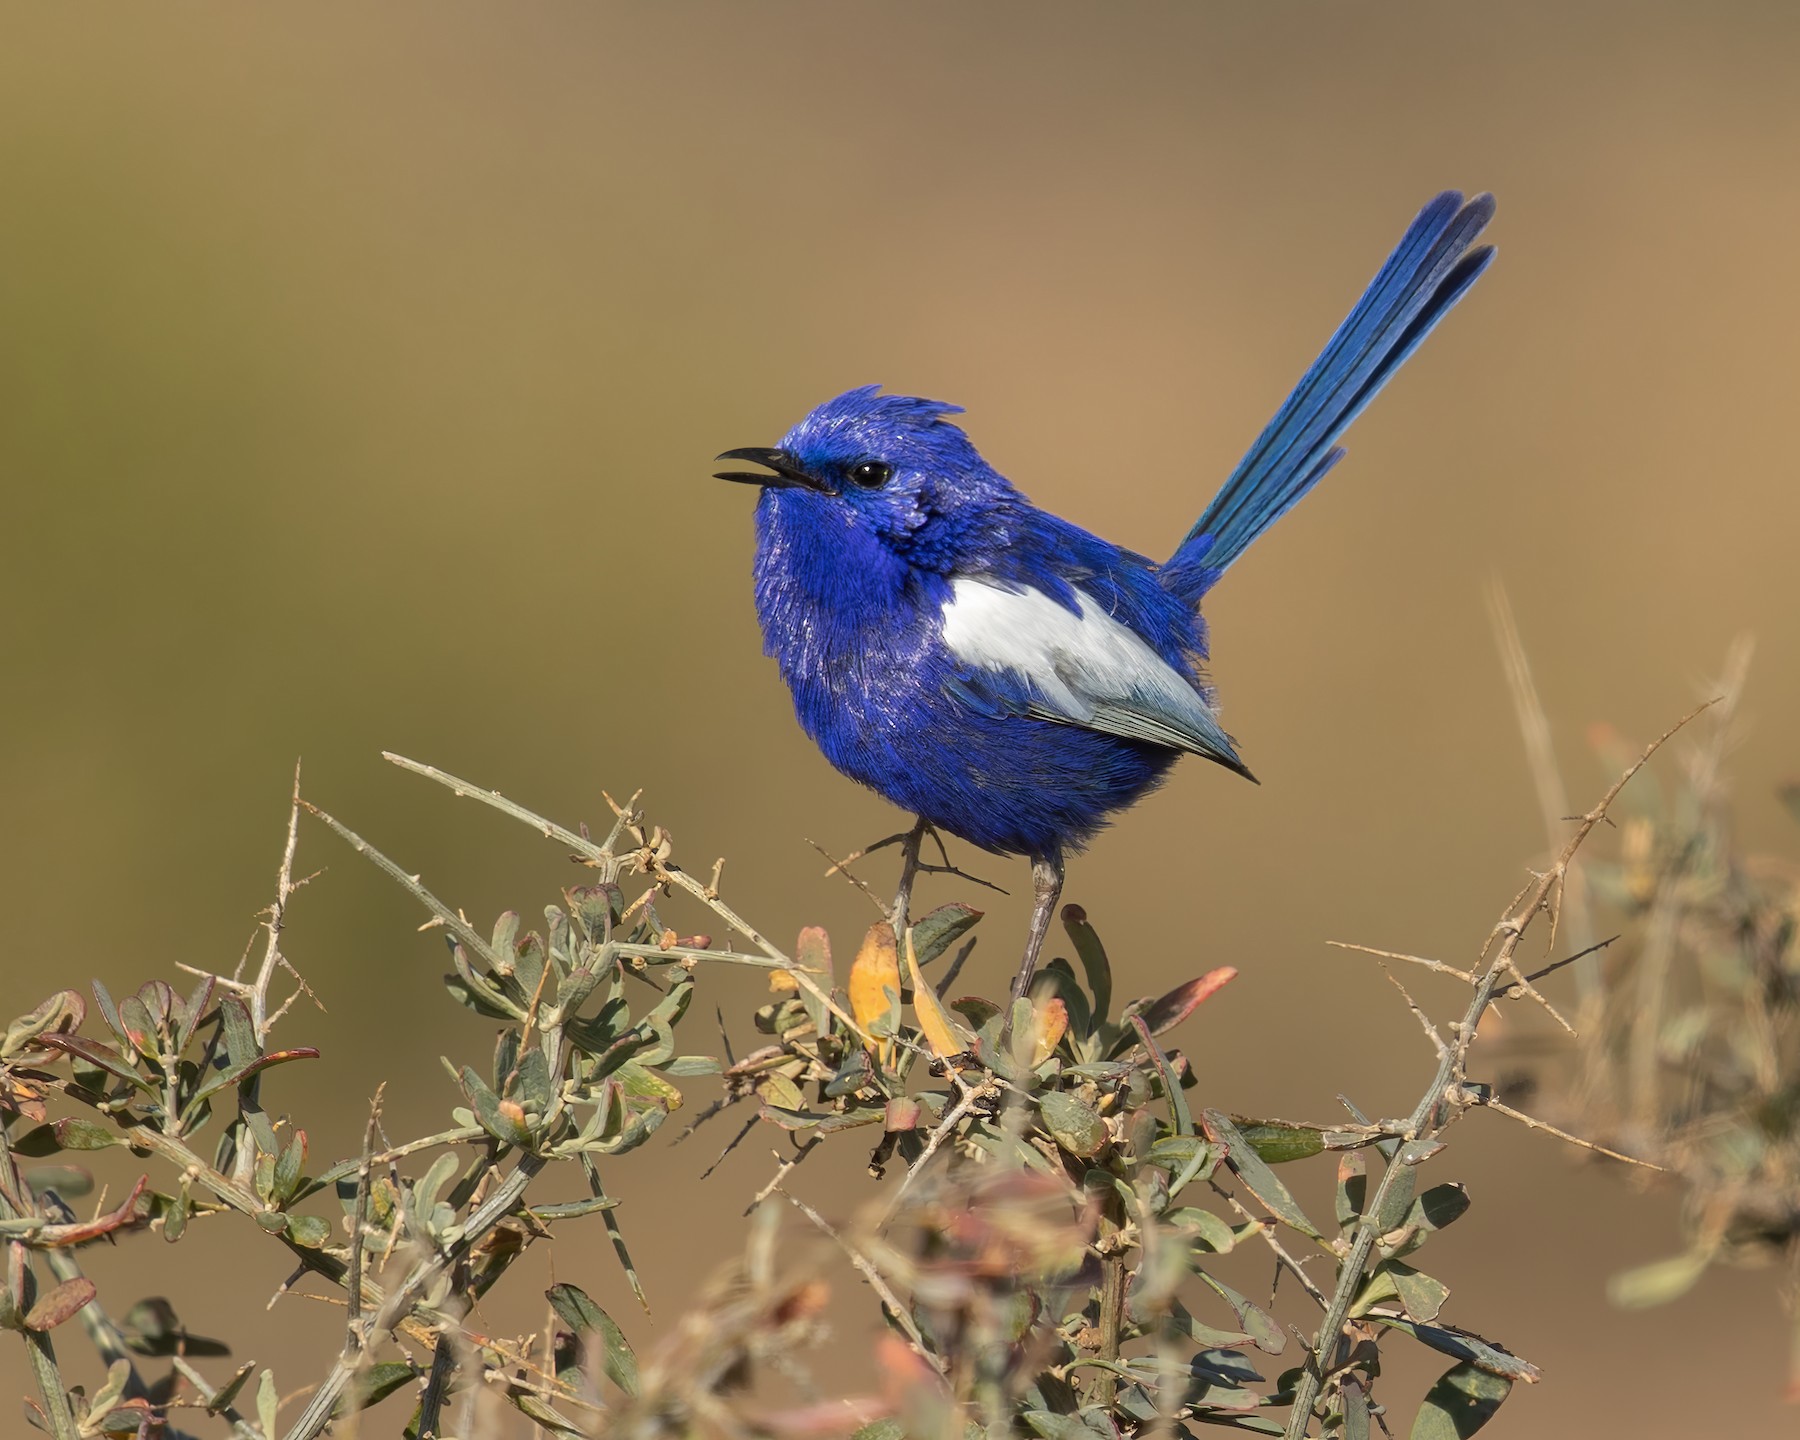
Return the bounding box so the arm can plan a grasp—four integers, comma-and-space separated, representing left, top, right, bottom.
1165, 191, 1494, 599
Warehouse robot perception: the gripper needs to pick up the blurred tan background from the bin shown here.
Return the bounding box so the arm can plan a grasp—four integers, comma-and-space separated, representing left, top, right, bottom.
3, 3, 1798, 1434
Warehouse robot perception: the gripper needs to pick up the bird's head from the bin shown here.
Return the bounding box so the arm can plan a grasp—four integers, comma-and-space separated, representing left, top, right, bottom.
716, 385, 1015, 570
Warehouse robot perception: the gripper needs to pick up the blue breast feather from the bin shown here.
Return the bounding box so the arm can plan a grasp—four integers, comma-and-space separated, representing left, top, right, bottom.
754, 494, 1206, 856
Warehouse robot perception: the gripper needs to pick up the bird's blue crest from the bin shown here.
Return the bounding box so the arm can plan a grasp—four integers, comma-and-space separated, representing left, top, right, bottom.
779, 384, 967, 456
777, 385, 987, 499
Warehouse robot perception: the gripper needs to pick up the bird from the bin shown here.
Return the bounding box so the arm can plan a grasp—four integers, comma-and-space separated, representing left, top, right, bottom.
715, 190, 1495, 1002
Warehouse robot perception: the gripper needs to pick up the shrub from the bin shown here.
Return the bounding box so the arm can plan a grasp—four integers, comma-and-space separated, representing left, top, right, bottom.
0, 699, 1739, 1437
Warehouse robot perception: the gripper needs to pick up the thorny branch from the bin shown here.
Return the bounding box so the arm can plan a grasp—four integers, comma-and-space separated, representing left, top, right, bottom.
1282, 700, 1715, 1437
0, 701, 1740, 1440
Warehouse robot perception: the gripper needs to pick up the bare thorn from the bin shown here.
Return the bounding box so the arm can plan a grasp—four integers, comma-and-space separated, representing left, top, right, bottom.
1509, 935, 1619, 992
747, 1138, 821, 1213
1479, 1095, 1665, 1170
700, 1114, 760, 1181
806, 837, 889, 913
1211, 1183, 1330, 1310
822, 830, 910, 876
1327, 941, 1475, 986
1379, 965, 1448, 1060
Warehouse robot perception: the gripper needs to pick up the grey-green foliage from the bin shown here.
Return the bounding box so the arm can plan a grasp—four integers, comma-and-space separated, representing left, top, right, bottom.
6, 740, 1704, 1439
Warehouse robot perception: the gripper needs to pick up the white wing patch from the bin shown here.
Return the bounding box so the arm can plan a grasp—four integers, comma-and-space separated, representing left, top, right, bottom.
939, 576, 1236, 764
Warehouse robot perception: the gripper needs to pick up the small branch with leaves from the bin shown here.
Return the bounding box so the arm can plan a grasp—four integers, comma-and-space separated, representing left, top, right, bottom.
0, 691, 1730, 1439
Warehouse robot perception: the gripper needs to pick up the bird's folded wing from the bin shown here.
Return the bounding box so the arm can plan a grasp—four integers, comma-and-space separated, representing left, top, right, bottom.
939, 576, 1252, 779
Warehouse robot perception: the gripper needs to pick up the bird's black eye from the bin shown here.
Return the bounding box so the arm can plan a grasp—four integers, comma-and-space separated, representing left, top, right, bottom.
847, 460, 892, 489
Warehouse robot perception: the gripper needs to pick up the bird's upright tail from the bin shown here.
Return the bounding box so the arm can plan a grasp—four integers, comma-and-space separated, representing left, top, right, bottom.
1164, 191, 1495, 602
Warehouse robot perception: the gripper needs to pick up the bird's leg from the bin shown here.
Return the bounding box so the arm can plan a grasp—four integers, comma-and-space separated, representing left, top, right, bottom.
890, 816, 929, 939
1011, 849, 1065, 1003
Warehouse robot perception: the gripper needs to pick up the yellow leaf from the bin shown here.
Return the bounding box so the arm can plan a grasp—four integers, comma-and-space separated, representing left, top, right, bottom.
904, 929, 973, 1062
849, 921, 901, 1067
1031, 996, 1069, 1067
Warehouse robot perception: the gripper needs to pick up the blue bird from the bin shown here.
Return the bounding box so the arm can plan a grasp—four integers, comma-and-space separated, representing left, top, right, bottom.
716, 191, 1495, 998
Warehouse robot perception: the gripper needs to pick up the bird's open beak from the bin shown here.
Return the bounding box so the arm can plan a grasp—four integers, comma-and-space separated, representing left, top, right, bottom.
713, 447, 830, 491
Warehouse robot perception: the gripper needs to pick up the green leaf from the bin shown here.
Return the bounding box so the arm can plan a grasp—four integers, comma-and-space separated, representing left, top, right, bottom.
492, 910, 523, 960
416, 1152, 459, 1212
349, 1361, 416, 1414
1132, 1017, 1192, 1136
1411, 1182, 1470, 1233
1390, 1182, 1471, 1255
1039, 1091, 1107, 1159
1062, 905, 1111, 1023
1202, 1110, 1322, 1239
1366, 1317, 1540, 1382
512, 1047, 553, 1112
613, 1059, 683, 1110
513, 919, 548, 1001
1172, 1207, 1237, 1254
173, 974, 215, 1053
1608, 1250, 1710, 1309
448, 942, 526, 1021
273, 1131, 305, 1203
1374, 1157, 1420, 1233
1386, 1260, 1450, 1323
1, 990, 86, 1060
220, 995, 258, 1068
1154, 1135, 1219, 1196
257, 1369, 278, 1439
910, 903, 983, 967
444, 974, 518, 1022
507, 1390, 586, 1439
1409, 1362, 1511, 1439
546, 1283, 638, 1395
285, 1214, 332, 1248
460, 1065, 533, 1147
12, 1119, 118, 1156
164, 1182, 191, 1245
38, 1035, 154, 1093
205, 1363, 257, 1416
1196, 1272, 1285, 1355
88, 1359, 130, 1419
493, 1029, 521, 1092
91, 980, 127, 1049
642, 976, 695, 1041
662, 1055, 721, 1077
1343, 1376, 1371, 1440
1164, 1298, 1254, 1349
524, 1195, 621, 1221
118, 995, 156, 1056
188, 1047, 321, 1108
1232, 1118, 1326, 1165
758, 1073, 806, 1112
1336, 1152, 1366, 1231
950, 996, 1002, 1030
555, 964, 606, 1018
